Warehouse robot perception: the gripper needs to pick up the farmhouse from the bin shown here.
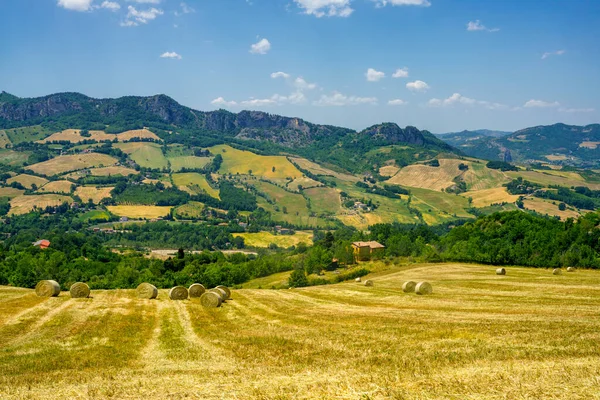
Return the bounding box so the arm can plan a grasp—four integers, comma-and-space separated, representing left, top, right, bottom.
352, 241, 385, 261
32, 239, 50, 249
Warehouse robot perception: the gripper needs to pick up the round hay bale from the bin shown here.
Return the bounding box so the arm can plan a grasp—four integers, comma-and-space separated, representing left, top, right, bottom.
355, 277, 361, 282
402, 281, 416, 293
169, 286, 188, 300
188, 283, 206, 298
567, 267, 576, 272
415, 282, 433, 295
496, 268, 506, 276
552, 268, 562, 275
364, 280, 374, 287
200, 292, 222, 308
215, 285, 231, 300
70, 282, 90, 298
209, 288, 227, 301
35, 280, 60, 297
137, 283, 158, 299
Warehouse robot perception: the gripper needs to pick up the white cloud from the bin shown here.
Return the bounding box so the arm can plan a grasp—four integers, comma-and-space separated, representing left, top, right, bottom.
366, 68, 385, 82
250, 38, 271, 55
406, 80, 430, 92
388, 99, 408, 106
294, 77, 317, 90
392, 68, 409, 78
57, 0, 94, 11
160, 51, 182, 60
314, 92, 377, 106
271, 71, 290, 79
559, 107, 595, 113
175, 2, 195, 16
541, 50, 565, 60
211, 97, 237, 107
121, 6, 163, 26
373, 0, 431, 7
240, 98, 278, 107
466, 20, 499, 32
524, 99, 560, 108
293, 0, 354, 18
100, 1, 121, 11
428, 93, 506, 110
127, 0, 161, 3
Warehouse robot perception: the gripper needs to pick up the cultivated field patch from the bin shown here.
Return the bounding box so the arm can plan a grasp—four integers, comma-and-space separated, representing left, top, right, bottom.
40, 128, 160, 144
89, 166, 139, 176
0, 149, 29, 166
106, 205, 172, 219
522, 197, 582, 220
115, 142, 167, 169
0, 187, 25, 199
304, 187, 341, 214
9, 194, 73, 215
26, 153, 118, 176
75, 186, 113, 204
3, 125, 53, 144
0, 130, 10, 148
7, 174, 49, 189
233, 231, 313, 248
37, 180, 74, 194
174, 201, 205, 219
172, 173, 219, 198
462, 187, 519, 208
168, 156, 212, 172
210, 145, 302, 179
289, 157, 359, 182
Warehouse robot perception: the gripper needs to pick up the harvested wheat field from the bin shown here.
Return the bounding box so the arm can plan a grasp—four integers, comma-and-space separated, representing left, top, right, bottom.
9, 194, 73, 215
7, 174, 48, 189
26, 154, 118, 176
89, 166, 139, 177
75, 186, 113, 204
40, 128, 160, 144
37, 180, 74, 194
2, 263, 600, 399
462, 187, 520, 208
106, 205, 172, 219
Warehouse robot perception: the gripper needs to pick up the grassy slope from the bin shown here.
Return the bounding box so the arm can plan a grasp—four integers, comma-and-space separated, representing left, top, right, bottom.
172, 173, 219, 199
211, 145, 302, 179
115, 142, 168, 169
26, 154, 118, 176
3, 263, 600, 398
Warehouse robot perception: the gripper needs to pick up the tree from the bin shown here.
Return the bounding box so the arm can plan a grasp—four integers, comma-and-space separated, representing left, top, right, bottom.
288, 268, 308, 288
558, 202, 566, 211
177, 248, 185, 259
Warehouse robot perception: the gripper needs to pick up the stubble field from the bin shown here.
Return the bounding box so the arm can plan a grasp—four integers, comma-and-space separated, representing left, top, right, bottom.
2, 263, 600, 399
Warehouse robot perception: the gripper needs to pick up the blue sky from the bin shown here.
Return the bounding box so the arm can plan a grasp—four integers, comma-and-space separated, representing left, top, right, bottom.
0, 0, 598, 132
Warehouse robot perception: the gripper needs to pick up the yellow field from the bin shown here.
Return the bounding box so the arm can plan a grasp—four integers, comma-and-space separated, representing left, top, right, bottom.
0, 187, 25, 198
75, 186, 113, 204
89, 166, 139, 176
26, 153, 118, 176
9, 194, 73, 215
462, 187, 520, 207
386, 159, 461, 191
522, 197, 582, 220
40, 128, 160, 144
579, 141, 600, 149
6, 174, 48, 189
172, 173, 219, 199
210, 145, 302, 179
379, 165, 400, 177
233, 231, 313, 248
506, 170, 600, 189
3, 263, 600, 398
387, 159, 508, 192
37, 180, 74, 194
289, 157, 359, 182
410, 187, 473, 223
106, 205, 172, 219
168, 156, 212, 172
545, 154, 568, 161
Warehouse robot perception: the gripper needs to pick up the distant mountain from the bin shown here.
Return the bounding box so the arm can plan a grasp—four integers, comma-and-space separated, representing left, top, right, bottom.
442, 123, 600, 168
0, 91, 458, 173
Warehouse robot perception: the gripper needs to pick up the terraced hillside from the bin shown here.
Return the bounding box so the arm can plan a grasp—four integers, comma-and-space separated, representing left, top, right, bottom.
2, 263, 600, 399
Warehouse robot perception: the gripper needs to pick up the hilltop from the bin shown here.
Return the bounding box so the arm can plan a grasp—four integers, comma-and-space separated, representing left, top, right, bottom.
448, 123, 600, 168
